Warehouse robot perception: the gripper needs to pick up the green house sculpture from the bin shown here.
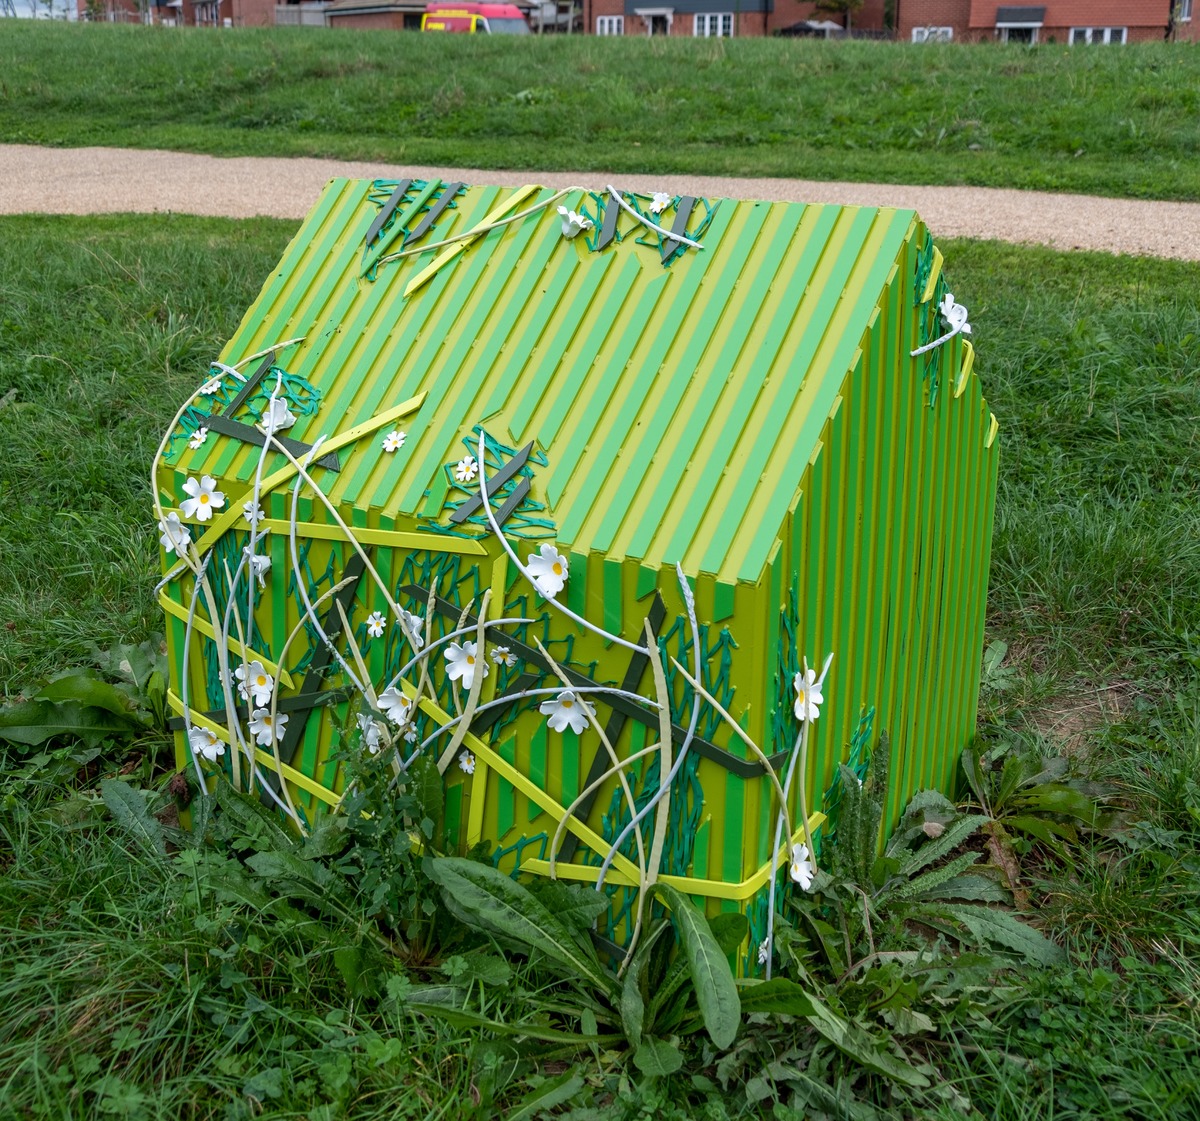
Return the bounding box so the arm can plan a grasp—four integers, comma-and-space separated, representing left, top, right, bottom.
156, 179, 998, 971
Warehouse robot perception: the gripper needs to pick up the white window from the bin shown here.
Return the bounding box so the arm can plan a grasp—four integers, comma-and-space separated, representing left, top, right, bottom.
1069, 26, 1127, 43
693, 12, 732, 36
1179, 0, 1193, 21
912, 25, 953, 42
596, 14, 624, 34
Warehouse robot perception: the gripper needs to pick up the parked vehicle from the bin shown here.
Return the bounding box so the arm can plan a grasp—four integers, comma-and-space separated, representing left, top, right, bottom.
420, 2, 530, 32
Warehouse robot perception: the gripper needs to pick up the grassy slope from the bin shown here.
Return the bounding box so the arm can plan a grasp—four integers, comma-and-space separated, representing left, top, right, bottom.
2, 22, 1200, 200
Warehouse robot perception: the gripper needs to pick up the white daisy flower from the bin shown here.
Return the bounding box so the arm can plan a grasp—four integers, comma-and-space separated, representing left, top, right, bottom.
940, 292, 972, 337
259, 398, 296, 434
243, 548, 271, 589
242, 501, 266, 527
445, 640, 487, 691
188, 426, 209, 450
199, 377, 223, 395
188, 726, 224, 763
649, 191, 672, 214
526, 543, 569, 599
403, 726, 418, 744
789, 843, 815, 891
539, 689, 594, 735
557, 206, 592, 239
365, 611, 386, 638
378, 685, 412, 726
490, 646, 517, 668
381, 429, 407, 453
248, 707, 288, 746
234, 661, 275, 707
157, 512, 191, 555
453, 455, 478, 483
357, 712, 383, 755
458, 751, 475, 775
793, 668, 824, 723
179, 475, 225, 522
398, 608, 425, 650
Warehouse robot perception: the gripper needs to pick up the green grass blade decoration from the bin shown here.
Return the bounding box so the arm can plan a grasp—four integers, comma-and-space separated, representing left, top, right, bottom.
656, 883, 740, 1050
427, 857, 616, 998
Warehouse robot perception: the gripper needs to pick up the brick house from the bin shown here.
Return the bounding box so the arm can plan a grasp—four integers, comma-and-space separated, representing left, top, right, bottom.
79, 0, 280, 24
898, 0, 1194, 43
587, 0, 885, 38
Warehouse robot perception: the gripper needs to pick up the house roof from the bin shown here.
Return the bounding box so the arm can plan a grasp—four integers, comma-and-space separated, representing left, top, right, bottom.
969, 0, 1170, 26
174, 181, 914, 585
994, 5, 1043, 21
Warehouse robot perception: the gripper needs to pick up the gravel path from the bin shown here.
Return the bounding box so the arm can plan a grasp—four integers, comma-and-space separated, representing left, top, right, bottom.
3, 143, 1198, 261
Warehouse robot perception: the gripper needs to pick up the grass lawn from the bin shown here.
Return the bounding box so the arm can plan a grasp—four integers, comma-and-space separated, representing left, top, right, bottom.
2, 22, 1200, 200
2, 214, 1199, 1119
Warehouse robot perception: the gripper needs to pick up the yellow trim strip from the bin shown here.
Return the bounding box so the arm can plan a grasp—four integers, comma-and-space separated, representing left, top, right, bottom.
158, 594, 296, 691
404, 186, 542, 298
521, 812, 826, 901
167, 691, 340, 805
986, 412, 1000, 448
256, 518, 487, 555
954, 340, 976, 399
921, 246, 944, 304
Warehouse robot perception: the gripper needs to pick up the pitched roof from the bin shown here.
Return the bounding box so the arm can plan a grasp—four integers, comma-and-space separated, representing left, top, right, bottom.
181, 180, 914, 584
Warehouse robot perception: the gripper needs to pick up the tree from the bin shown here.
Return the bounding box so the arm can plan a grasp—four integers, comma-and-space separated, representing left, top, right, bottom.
813, 0, 863, 34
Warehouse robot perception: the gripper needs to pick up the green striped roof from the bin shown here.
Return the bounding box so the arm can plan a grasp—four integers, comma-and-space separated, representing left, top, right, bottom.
180, 179, 915, 585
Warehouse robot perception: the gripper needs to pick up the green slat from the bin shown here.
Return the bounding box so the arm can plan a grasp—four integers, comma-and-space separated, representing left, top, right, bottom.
528, 721, 547, 824
722, 772, 744, 882
603, 558, 623, 638
561, 728, 579, 807
497, 735, 516, 835
445, 783, 462, 845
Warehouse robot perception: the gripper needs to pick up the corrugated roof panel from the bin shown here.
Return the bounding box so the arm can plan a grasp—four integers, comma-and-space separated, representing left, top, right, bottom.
175, 181, 916, 589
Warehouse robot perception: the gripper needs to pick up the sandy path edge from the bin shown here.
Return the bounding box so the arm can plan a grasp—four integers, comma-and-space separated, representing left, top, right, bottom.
2, 143, 1197, 261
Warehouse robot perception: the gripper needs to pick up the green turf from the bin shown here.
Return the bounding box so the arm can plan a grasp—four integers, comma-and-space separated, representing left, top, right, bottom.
3, 216, 1200, 1119
2, 22, 1200, 200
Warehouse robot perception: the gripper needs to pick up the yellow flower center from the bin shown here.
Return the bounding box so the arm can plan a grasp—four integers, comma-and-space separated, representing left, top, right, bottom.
562, 697, 574, 709
552, 562, 563, 576
466, 654, 475, 665
255, 675, 267, 688
199, 494, 209, 504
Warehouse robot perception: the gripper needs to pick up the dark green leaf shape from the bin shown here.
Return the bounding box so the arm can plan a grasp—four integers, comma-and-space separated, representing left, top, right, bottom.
214, 780, 295, 851
100, 778, 165, 857
507, 1069, 586, 1121
621, 920, 670, 1048
0, 698, 140, 748
708, 911, 749, 956
937, 903, 1066, 966
39, 673, 143, 720
427, 857, 615, 997
657, 882, 740, 1050
633, 1037, 684, 1077
737, 979, 928, 1088
527, 878, 611, 933
737, 977, 816, 1017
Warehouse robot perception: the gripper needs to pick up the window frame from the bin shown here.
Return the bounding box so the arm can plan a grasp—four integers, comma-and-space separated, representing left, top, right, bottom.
692, 11, 733, 37
1069, 26, 1127, 44
911, 25, 953, 42
595, 14, 624, 34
